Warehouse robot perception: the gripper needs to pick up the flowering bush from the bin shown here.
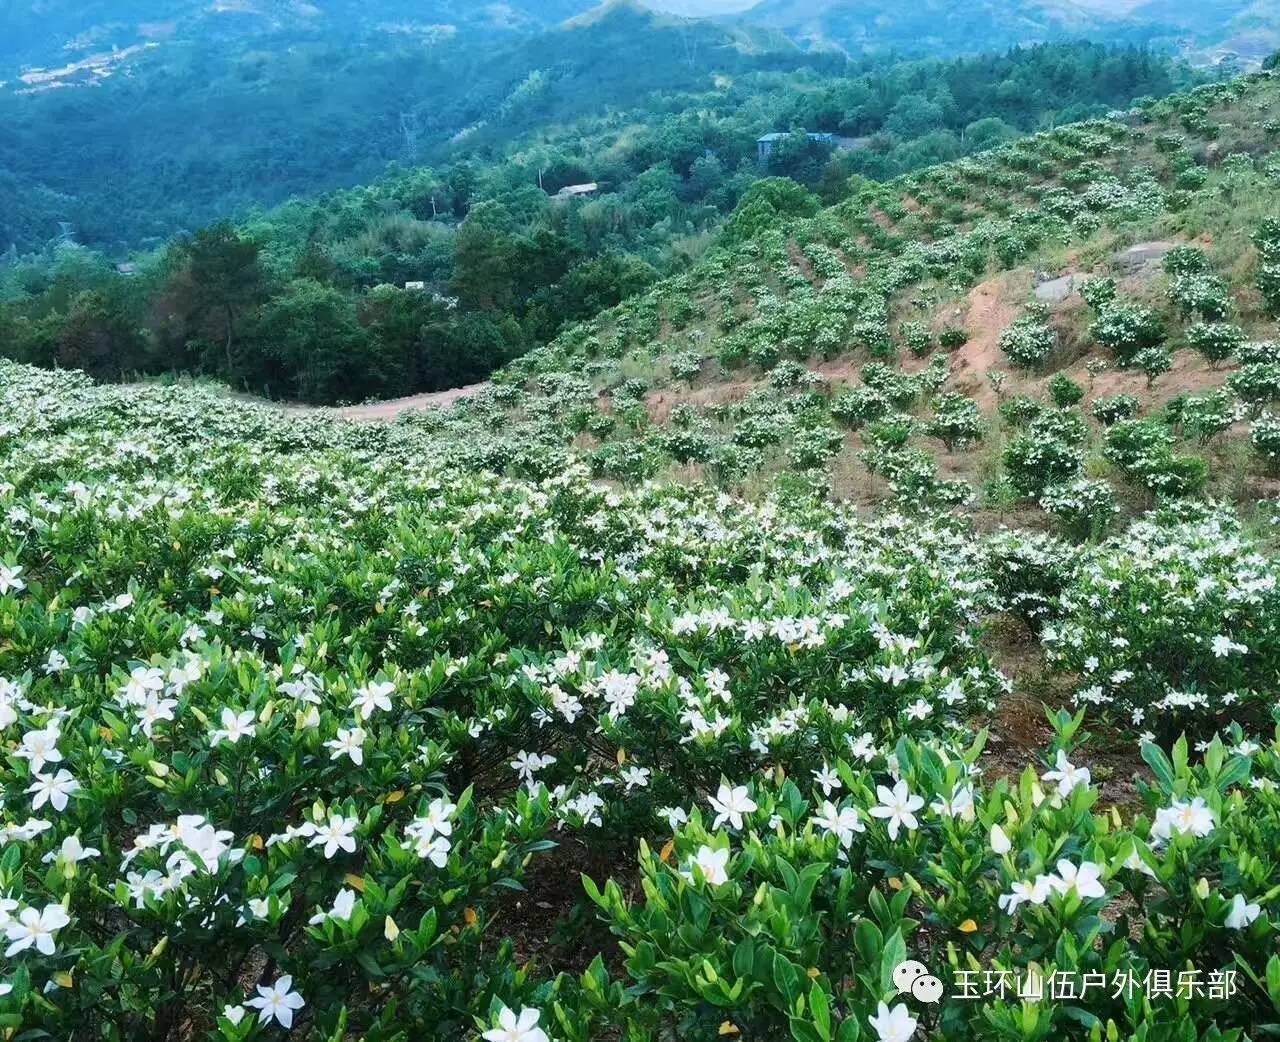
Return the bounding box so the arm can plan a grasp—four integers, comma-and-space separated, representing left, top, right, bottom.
1168, 272, 1233, 322
1047, 374, 1085, 409
1173, 389, 1241, 444
1251, 413, 1280, 470
1039, 478, 1118, 541
1043, 508, 1280, 732
1104, 420, 1208, 498
1186, 322, 1245, 367
586, 716, 1280, 1042
923, 393, 985, 451
1003, 411, 1087, 496
1090, 303, 1165, 364
1091, 393, 1141, 425
0, 363, 1017, 1040
1134, 345, 1173, 387
1254, 219, 1280, 315
999, 313, 1056, 369
1228, 362, 1280, 417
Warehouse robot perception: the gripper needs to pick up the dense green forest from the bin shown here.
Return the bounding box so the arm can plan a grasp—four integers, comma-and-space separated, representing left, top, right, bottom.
0, 3, 812, 251
0, 35, 1204, 404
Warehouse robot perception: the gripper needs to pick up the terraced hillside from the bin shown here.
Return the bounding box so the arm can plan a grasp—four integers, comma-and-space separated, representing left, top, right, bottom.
386, 72, 1280, 535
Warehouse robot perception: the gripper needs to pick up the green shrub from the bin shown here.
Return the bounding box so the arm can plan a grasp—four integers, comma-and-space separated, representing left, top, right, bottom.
1047, 374, 1085, 408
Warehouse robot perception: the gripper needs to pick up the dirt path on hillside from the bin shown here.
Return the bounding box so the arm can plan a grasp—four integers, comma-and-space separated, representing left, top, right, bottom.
335, 382, 490, 421
949, 276, 1019, 409
220, 381, 491, 422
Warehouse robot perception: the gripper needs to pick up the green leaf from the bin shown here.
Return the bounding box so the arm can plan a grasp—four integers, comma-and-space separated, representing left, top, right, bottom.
789, 1020, 823, 1042
810, 985, 832, 1042
773, 952, 802, 1006
879, 930, 906, 997
1140, 742, 1175, 792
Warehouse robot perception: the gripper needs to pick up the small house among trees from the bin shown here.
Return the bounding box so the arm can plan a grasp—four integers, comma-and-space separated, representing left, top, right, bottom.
552, 182, 599, 200
757, 132, 833, 164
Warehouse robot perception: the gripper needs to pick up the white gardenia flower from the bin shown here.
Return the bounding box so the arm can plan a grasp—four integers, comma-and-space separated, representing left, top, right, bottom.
222, 1005, 246, 1026
869, 1001, 918, 1042
1225, 893, 1261, 930
42, 834, 102, 864
351, 680, 395, 718
813, 800, 865, 848
510, 750, 554, 783
416, 797, 456, 840
1041, 750, 1091, 798
308, 816, 358, 859
482, 1005, 550, 1042
0, 565, 25, 596
1052, 860, 1107, 900
869, 780, 925, 841
990, 823, 1012, 855
325, 727, 366, 766
812, 764, 842, 796
245, 975, 305, 1029
998, 876, 1054, 915
620, 765, 651, 791
16, 726, 62, 775
1210, 634, 1247, 658
686, 845, 731, 886
1150, 797, 1216, 843
27, 769, 80, 812
658, 806, 688, 830
708, 784, 757, 831
211, 708, 256, 745
309, 887, 358, 925
4, 903, 71, 956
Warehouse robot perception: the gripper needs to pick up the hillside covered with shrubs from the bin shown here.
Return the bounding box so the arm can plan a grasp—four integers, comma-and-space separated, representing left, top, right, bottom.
3, 37, 1280, 1042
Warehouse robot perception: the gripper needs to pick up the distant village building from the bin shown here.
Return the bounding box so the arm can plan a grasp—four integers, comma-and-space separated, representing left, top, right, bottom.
757, 132, 833, 164
553, 182, 599, 200
402, 282, 459, 309
757, 132, 870, 165
115, 262, 139, 277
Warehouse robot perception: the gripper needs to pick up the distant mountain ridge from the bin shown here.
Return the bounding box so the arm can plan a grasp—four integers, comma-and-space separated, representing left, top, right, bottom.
0, 1, 599, 69
736, 0, 1279, 63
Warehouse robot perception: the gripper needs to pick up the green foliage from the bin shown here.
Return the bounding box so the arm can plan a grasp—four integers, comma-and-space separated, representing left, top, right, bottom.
1090, 393, 1140, 425
1039, 478, 1118, 541
998, 311, 1056, 369
1090, 301, 1165, 363
1186, 322, 1245, 367
1047, 374, 1085, 409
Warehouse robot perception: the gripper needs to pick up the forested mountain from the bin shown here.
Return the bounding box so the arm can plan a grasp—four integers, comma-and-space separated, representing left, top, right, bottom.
0, 34, 1203, 404
0, 0, 597, 68
740, 0, 1280, 64
0, 0, 1265, 256
0, 1, 814, 251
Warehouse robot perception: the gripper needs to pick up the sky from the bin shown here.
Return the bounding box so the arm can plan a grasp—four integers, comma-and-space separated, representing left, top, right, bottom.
641, 1, 760, 14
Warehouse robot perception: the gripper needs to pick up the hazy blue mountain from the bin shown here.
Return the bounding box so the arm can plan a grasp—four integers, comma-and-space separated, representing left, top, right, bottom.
735, 0, 1279, 62
1, 1, 599, 69
0, 0, 817, 248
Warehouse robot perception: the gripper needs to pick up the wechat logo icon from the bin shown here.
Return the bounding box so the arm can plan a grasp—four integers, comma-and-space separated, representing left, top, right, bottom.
893, 959, 944, 1004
